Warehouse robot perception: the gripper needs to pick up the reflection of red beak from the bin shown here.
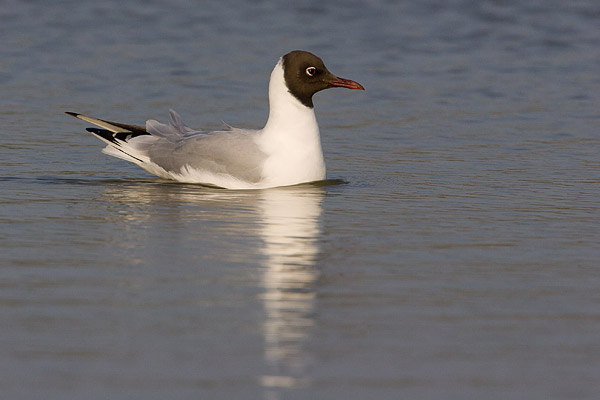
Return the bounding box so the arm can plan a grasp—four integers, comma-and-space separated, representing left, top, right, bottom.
328, 77, 365, 90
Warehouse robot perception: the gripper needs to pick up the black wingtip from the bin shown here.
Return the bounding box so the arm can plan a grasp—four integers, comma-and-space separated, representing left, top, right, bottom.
85, 127, 120, 146
65, 112, 80, 118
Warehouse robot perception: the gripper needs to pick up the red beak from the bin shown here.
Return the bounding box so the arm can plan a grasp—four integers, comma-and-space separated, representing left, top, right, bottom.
327, 77, 365, 90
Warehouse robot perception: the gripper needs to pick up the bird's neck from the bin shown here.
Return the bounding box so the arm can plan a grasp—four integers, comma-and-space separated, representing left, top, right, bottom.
257, 59, 326, 186
261, 60, 320, 144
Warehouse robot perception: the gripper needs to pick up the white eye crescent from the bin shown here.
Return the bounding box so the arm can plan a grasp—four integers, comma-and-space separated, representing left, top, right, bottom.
306, 67, 317, 76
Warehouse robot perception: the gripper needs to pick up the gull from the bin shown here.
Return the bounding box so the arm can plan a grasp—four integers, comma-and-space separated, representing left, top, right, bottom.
66, 50, 364, 189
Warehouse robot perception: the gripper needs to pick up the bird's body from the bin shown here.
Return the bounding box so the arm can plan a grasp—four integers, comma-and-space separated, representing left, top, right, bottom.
67, 51, 363, 189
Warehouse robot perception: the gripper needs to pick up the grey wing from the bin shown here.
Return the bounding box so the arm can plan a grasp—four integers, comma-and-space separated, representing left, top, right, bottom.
146, 130, 267, 183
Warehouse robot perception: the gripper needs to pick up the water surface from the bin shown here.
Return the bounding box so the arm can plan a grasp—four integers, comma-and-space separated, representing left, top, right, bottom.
1, 1, 599, 399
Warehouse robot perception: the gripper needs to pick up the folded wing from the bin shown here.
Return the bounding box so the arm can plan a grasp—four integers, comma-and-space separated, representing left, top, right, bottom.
66, 110, 266, 186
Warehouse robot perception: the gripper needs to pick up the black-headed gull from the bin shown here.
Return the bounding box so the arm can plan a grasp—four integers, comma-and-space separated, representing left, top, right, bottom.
67, 50, 364, 189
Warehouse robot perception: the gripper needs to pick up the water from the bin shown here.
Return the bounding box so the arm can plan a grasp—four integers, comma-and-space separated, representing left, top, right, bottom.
1, 0, 599, 398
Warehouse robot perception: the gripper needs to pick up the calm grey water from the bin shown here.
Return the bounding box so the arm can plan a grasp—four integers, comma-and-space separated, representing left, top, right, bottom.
2, 1, 599, 399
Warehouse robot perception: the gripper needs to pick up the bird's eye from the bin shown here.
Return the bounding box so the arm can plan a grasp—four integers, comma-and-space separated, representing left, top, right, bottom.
306, 67, 317, 76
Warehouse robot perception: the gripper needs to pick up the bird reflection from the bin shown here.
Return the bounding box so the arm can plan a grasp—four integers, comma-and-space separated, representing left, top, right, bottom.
98, 179, 325, 394
256, 187, 324, 393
